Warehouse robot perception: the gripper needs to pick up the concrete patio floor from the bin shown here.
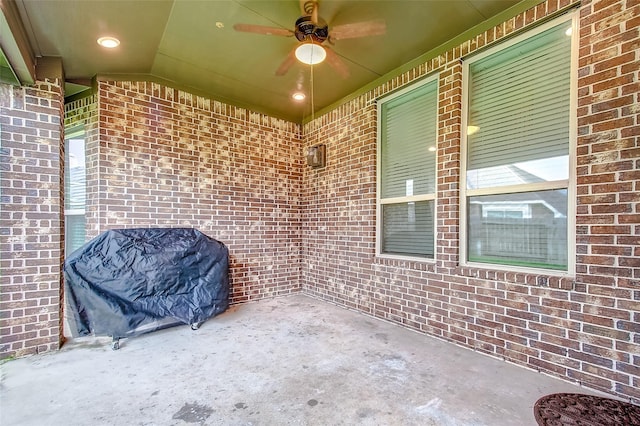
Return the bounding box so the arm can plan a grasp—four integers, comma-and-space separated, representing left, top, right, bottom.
1, 294, 606, 425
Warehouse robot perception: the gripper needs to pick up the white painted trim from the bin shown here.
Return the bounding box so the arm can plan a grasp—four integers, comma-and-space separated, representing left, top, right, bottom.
466, 179, 569, 197
379, 194, 436, 205
567, 11, 579, 276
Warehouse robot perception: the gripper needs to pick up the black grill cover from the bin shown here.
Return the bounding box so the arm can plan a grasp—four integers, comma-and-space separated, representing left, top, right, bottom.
64, 228, 229, 338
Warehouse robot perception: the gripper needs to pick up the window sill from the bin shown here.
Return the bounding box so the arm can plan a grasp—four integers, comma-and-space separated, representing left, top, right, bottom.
456, 263, 575, 290
374, 255, 436, 272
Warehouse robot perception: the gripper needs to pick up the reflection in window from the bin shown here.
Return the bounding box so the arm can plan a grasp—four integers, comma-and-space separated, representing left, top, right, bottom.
467, 156, 569, 190
468, 190, 568, 270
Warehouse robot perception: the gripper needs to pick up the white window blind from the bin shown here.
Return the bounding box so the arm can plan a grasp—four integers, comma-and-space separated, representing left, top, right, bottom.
467, 23, 571, 172
382, 201, 435, 257
381, 81, 437, 198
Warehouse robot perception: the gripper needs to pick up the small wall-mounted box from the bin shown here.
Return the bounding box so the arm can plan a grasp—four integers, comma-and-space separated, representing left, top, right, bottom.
306, 144, 326, 168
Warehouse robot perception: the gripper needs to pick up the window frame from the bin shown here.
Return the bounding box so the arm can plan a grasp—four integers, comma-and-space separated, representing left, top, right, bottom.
460, 12, 578, 276
376, 74, 439, 261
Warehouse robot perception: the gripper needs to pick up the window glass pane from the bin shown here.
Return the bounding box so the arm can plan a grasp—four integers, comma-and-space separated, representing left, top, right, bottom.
382, 201, 434, 258
467, 190, 568, 270
64, 135, 86, 254
466, 22, 571, 189
381, 80, 437, 198
467, 155, 569, 189
65, 138, 86, 210
65, 214, 86, 254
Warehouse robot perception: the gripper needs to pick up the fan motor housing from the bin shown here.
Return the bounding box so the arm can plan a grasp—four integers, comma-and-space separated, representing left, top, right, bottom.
294, 16, 328, 42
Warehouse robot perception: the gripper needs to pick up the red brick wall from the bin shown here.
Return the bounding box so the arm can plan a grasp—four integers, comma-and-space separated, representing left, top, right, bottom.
87, 81, 302, 304
302, 0, 639, 402
0, 80, 65, 358
575, 0, 640, 399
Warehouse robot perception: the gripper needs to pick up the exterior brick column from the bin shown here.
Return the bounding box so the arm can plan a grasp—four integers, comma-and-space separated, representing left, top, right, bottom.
0, 80, 65, 358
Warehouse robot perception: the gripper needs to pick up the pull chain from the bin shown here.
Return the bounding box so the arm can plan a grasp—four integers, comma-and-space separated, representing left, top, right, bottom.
310, 61, 315, 123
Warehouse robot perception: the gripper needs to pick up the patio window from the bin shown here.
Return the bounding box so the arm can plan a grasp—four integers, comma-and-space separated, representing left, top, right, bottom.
64, 131, 87, 255
461, 14, 576, 272
377, 77, 438, 259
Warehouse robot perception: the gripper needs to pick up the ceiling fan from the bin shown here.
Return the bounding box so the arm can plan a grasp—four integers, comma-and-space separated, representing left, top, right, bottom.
233, 0, 386, 78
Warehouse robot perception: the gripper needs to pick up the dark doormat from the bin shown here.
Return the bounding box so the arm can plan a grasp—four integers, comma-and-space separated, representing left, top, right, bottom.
534, 393, 640, 426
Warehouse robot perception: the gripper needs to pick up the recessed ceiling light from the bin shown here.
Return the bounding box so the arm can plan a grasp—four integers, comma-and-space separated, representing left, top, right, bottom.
97, 36, 120, 48
467, 125, 480, 135
565, 26, 573, 36
428, 146, 436, 152
215, 22, 224, 29
292, 92, 306, 101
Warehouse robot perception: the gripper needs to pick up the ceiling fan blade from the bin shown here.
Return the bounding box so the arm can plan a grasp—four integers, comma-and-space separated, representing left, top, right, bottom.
329, 19, 386, 41
325, 47, 349, 79
233, 23, 293, 37
275, 48, 297, 76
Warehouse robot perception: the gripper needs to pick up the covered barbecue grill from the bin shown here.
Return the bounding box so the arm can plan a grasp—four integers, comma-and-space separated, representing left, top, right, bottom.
64, 228, 229, 349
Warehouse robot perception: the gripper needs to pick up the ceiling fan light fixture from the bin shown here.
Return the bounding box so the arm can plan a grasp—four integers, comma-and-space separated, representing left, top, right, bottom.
295, 42, 326, 65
